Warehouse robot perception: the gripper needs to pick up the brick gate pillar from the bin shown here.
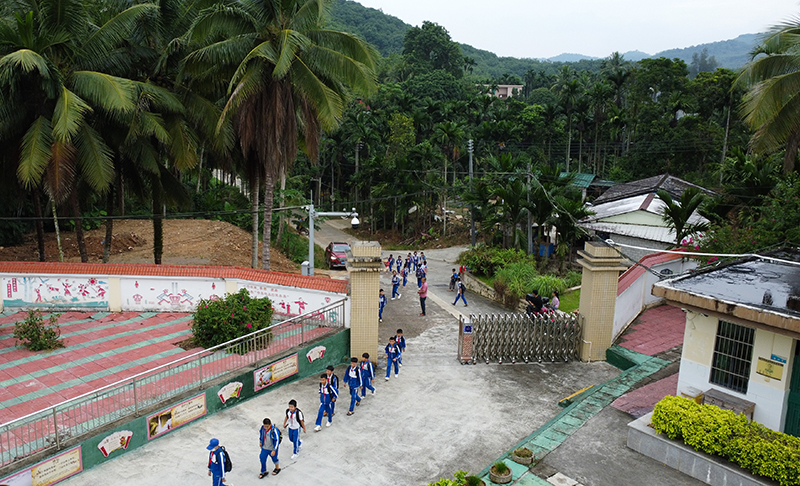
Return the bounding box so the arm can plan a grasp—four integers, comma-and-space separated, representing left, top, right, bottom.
346, 241, 383, 363
577, 241, 627, 361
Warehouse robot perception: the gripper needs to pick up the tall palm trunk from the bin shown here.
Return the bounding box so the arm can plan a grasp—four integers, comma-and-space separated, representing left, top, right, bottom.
153, 187, 163, 265
251, 174, 260, 269
103, 181, 115, 263
565, 115, 572, 171
784, 129, 800, 175
262, 172, 275, 271
32, 187, 46, 262
51, 200, 64, 262
70, 189, 89, 262
276, 172, 287, 242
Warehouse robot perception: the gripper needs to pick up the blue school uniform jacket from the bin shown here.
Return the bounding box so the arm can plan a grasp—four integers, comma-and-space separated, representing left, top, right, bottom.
395, 335, 406, 352
346, 365, 363, 388
392, 274, 400, 286
259, 425, 280, 449
379, 294, 387, 309
319, 381, 338, 402
385, 343, 399, 360
359, 360, 374, 380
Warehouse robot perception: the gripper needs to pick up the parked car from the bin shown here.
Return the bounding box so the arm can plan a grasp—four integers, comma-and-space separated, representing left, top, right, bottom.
325, 242, 351, 269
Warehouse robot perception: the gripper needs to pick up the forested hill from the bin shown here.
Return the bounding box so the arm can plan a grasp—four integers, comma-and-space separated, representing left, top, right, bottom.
653, 33, 760, 69
329, 0, 758, 76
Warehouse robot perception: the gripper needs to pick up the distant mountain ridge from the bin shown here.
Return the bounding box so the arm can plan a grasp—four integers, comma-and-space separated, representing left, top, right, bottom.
329, 0, 761, 76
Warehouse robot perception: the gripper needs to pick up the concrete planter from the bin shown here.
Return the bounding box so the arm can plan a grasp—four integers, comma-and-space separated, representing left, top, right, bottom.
511, 448, 534, 466
488, 465, 513, 484
627, 413, 779, 486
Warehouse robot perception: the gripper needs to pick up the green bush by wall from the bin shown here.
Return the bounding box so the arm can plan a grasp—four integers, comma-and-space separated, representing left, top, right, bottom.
651, 395, 800, 486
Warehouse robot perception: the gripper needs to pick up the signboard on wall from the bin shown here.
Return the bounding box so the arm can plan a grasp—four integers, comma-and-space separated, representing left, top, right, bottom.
147, 393, 207, 440
254, 354, 299, 392
0, 446, 83, 486
756, 357, 784, 380
121, 278, 224, 312
3, 276, 108, 308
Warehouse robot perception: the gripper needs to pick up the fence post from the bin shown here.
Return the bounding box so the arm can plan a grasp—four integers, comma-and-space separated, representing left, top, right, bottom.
52, 408, 60, 450
133, 377, 139, 416
199, 355, 205, 387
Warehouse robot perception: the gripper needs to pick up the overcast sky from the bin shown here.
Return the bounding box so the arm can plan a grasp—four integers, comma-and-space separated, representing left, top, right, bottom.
353, 0, 800, 59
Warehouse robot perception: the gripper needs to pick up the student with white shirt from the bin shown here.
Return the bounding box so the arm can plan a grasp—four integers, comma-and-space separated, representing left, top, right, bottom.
345, 357, 363, 415
283, 399, 306, 460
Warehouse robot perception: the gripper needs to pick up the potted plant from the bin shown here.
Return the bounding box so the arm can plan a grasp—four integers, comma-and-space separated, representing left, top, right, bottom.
464, 475, 485, 486
488, 461, 512, 484
511, 447, 534, 465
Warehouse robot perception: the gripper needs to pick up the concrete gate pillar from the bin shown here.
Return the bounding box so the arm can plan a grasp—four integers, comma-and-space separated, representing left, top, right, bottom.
346, 241, 383, 362
577, 241, 627, 361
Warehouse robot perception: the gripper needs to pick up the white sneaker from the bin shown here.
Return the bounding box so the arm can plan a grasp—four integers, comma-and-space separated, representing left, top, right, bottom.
291, 454, 298, 460
395, 374, 399, 377
326, 421, 332, 427
314, 425, 321, 431
391, 297, 395, 300
397, 294, 401, 299
372, 389, 375, 395
399, 363, 403, 367
385, 377, 389, 381
379, 319, 382, 322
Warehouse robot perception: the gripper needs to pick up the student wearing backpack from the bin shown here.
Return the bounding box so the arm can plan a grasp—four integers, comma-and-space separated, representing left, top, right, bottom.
324, 365, 339, 417
359, 352, 375, 397
283, 399, 306, 460
453, 277, 468, 307
415, 265, 424, 288
258, 418, 281, 478
391, 271, 401, 300
385, 336, 400, 380
394, 329, 406, 366
345, 357, 363, 415
315, 374, 338, 431
206, 438, 229, 486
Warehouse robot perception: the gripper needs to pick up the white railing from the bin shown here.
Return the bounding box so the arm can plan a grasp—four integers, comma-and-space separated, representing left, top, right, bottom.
0, 299, 346, 468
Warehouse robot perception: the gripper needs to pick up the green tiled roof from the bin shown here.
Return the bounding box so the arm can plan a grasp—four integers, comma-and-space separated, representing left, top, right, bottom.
559, 172, 596, 189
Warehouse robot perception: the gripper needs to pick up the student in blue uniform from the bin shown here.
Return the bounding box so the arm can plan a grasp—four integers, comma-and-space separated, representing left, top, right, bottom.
315, 374, 338, 431
412, 251, 419, 270
396, 256, 402, 272
259, 418, 281, 477
385, 336, 400, 380
378, 289, 387, 322
324, 365, 338, 417
449, 268, 458, 291
415, 265, 424, 288
395, 329, 406, 366
453, 277, 468, 307
360, 352, 375, 397
401, 264, 409, 287
206, 438, 227, 486
391, 271, 401, 300
387, 254, 394, 272
345, 357, 363, 415
283, 399, 306, 460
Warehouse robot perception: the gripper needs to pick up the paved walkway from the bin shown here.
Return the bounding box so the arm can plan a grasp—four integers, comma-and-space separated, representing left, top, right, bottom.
617, 304, 685, 356
0, 310, 197, 424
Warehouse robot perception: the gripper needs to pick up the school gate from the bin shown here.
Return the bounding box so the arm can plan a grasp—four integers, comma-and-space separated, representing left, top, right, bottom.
458, 312, 583, 364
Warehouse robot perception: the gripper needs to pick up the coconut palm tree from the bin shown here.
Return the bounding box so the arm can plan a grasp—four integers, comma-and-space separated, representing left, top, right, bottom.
737, 19, 800, 174
657, 187, 709, 246
0, 0, 157, 261
184, 0, 378, 270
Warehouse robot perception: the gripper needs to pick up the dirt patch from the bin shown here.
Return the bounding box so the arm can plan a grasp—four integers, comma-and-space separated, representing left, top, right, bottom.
0, 219, 301, 274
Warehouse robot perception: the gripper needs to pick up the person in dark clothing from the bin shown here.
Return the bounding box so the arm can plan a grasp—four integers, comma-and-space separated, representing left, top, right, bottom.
526, 290, 544, 315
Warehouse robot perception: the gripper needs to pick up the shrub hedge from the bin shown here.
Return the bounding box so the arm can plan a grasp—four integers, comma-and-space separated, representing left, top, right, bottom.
651, 395, 800, 486
192, 289, 274, 348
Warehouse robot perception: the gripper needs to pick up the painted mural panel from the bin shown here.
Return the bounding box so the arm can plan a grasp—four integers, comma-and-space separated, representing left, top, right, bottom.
120, 278, 224, 312
240, 282, 339, 318
2, 276, 108, 308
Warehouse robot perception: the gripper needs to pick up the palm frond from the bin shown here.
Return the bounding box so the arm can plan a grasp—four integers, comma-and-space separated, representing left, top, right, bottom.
306, 29, 378, 70
0, 49, 55, 84
52, 86, 92, 142
166, 117, 199, 170
219, 62, 266, 128
82, 4, 159, 62
182, 34, 255, 74
272, 29, 311, 78
44, 140, 77, 201
289, 56, 343, 131
70, 70, 137, 116
17, 116, 54, 188
129, 111, 170, 145
291, 0, 325, 33
75, 124, 114, 192
136, 81, 185, 114
183, 4, 254, 46
228, 39, 279, 90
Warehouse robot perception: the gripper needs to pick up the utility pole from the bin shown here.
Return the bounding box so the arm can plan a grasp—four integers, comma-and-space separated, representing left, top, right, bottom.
468, 139, 476, 247
527, 160, 533, 255
305, 196, 358, 277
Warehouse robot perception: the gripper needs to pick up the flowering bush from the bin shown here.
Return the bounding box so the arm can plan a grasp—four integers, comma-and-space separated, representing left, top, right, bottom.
191, 289, 274, 348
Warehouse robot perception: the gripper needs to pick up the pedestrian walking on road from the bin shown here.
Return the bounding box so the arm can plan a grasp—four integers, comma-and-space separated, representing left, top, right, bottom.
345, 357, 363, 415
453, 277, 468, 307
360, 353, 375, 396
418, 277, 428, 316
206, 438, 228, 486
385, 336, 400, 379
258, 418, 281, 477
415, 265, 424, 288
378, 289, 387, 322
387, 254, 394, 272
283, 400, 306, 460
391, 271, 401, 300
396, 256, 402, 272
325, 366, 339, 416
395, 329, 406, 366
315, 374, 337, 431
449, 268, 458, 291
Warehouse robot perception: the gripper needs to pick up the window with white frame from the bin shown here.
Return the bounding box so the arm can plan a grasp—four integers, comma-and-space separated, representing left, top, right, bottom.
709, 320, 755, 394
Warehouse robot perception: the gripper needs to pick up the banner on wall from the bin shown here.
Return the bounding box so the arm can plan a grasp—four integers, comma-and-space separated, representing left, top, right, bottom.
0, 446, 83, 486
147, 393, 206, 440
97, 430, 133, 457
254, 354, 299, 392
217, 382, 243, 404
2, 277, 108, 308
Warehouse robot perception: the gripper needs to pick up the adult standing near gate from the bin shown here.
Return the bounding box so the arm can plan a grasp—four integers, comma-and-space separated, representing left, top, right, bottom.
418, 276, 428, 316
206, 438, 227, 486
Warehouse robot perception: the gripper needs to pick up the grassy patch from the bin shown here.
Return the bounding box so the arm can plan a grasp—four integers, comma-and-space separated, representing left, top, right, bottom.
560, 289, 580, 312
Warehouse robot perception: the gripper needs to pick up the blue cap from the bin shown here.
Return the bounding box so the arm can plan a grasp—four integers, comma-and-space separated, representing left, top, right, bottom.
206, 438, 219, 450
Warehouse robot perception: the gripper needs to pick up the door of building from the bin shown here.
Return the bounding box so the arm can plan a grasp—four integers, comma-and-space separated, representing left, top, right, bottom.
785, 342, 800, 437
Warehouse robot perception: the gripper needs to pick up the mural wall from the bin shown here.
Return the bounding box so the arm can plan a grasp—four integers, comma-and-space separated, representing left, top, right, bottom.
2, 276, 109, 308
237, 281, 346, 320
120, 278, 223, 312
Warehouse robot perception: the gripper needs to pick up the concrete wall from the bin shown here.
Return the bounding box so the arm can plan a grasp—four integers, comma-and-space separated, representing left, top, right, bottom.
677, 311, 795, 432
0, 329, 350, 482
602, 210, 664, 226
610, 233, 670, 264
0, 272, 348, 323
613, 257, 696, 341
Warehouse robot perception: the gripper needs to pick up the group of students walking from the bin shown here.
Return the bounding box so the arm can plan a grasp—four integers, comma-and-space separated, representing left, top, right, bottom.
206, 331, 407, 484
381, 251, 431, 320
